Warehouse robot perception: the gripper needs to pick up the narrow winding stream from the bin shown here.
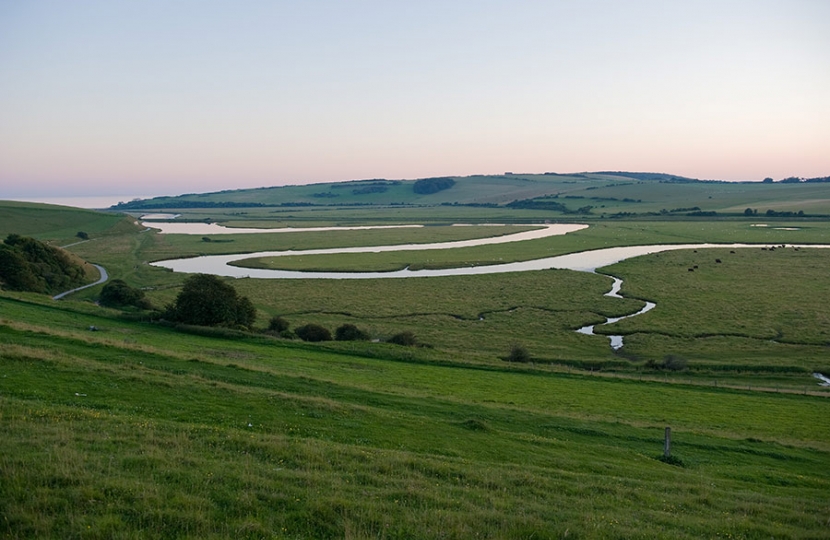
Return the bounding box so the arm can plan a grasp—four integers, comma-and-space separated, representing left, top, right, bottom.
575, 276, 656, 350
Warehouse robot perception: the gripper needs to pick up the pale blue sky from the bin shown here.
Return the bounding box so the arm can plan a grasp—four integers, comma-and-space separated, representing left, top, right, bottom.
1, 0, 828, 198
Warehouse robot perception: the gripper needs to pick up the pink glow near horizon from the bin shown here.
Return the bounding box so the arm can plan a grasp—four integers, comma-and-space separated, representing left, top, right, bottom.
1, 1, 828, 198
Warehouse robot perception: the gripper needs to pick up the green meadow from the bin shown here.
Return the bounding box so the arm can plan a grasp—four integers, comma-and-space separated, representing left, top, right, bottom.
2, 294, 830, 539
2, 185, 830, 538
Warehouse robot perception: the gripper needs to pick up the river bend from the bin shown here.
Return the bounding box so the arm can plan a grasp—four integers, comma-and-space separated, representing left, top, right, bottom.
145, 223, 830, 349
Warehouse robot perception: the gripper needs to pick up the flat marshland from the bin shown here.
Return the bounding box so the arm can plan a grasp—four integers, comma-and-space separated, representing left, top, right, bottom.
1, 188, 830, 538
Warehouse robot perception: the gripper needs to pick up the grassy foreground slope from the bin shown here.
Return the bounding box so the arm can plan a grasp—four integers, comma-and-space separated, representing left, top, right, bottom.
2, 293, 830, 539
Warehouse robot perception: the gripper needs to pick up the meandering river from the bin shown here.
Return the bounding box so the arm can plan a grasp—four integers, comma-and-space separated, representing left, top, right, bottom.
145, 222, 830, 349
146, 223, 591, 277
150, 239, 826, 279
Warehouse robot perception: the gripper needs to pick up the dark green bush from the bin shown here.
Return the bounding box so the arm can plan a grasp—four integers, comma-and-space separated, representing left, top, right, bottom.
267, 316, 290, 333
99, 279, 152, 310
295, 324, 332, 342
335, 324, 370, 341
388, 331, 417, 346
167, 274, 256, 329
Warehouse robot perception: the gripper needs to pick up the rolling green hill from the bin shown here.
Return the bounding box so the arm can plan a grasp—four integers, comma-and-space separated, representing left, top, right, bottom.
111, 172, 830, 217
0, 201, 140, 245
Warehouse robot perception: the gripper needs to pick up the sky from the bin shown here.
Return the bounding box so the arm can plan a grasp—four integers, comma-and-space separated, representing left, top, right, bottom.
1, 0, 828, 199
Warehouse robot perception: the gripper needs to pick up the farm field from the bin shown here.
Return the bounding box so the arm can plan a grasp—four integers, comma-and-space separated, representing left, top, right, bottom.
2, 188, 830, 538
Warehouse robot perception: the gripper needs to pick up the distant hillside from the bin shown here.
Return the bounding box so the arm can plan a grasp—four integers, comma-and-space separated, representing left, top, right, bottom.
109, 171, 830, 217
110, 172, 689, 210
591, 171, 699, 183
0, 201, 140, 244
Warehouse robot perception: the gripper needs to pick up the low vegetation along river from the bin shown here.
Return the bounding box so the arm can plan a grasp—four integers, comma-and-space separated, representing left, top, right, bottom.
147, 222, 830, 349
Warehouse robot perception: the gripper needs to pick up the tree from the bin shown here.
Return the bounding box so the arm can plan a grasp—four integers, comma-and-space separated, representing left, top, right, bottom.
76, 231, 89, 240
99, 279, 151, 309
295, 323, 332, 342
335, 323, 369, 341
168, 274, 256, 328
744, 208, 757, 216
762, 177, 773, 183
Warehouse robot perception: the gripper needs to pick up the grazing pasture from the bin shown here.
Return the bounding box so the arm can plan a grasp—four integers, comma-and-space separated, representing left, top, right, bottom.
2, 294, 829, 538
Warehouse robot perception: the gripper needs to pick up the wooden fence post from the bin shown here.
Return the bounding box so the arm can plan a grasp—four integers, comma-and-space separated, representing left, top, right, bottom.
664, 427, 672, 458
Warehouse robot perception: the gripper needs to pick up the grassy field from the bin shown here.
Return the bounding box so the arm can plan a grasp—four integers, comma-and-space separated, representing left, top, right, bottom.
2, 293, 830, 538
0, 201, 140, 246
600, 247, 830, 372
3, 201, 830, 538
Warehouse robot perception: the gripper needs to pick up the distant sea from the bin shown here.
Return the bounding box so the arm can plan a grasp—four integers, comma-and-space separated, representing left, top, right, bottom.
1, 195, 156, 209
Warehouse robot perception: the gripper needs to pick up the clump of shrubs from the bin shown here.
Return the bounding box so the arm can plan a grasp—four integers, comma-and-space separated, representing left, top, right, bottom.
264, 316, 295, 338
99, 279, 153, 310
335, 324, 370, 341
0, 234, 87, 294
295, 323, 332, 342
281, 321, 373, 343
388, 331, 417, 346
267, 316, 290, 333
166, 274, 256, 329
